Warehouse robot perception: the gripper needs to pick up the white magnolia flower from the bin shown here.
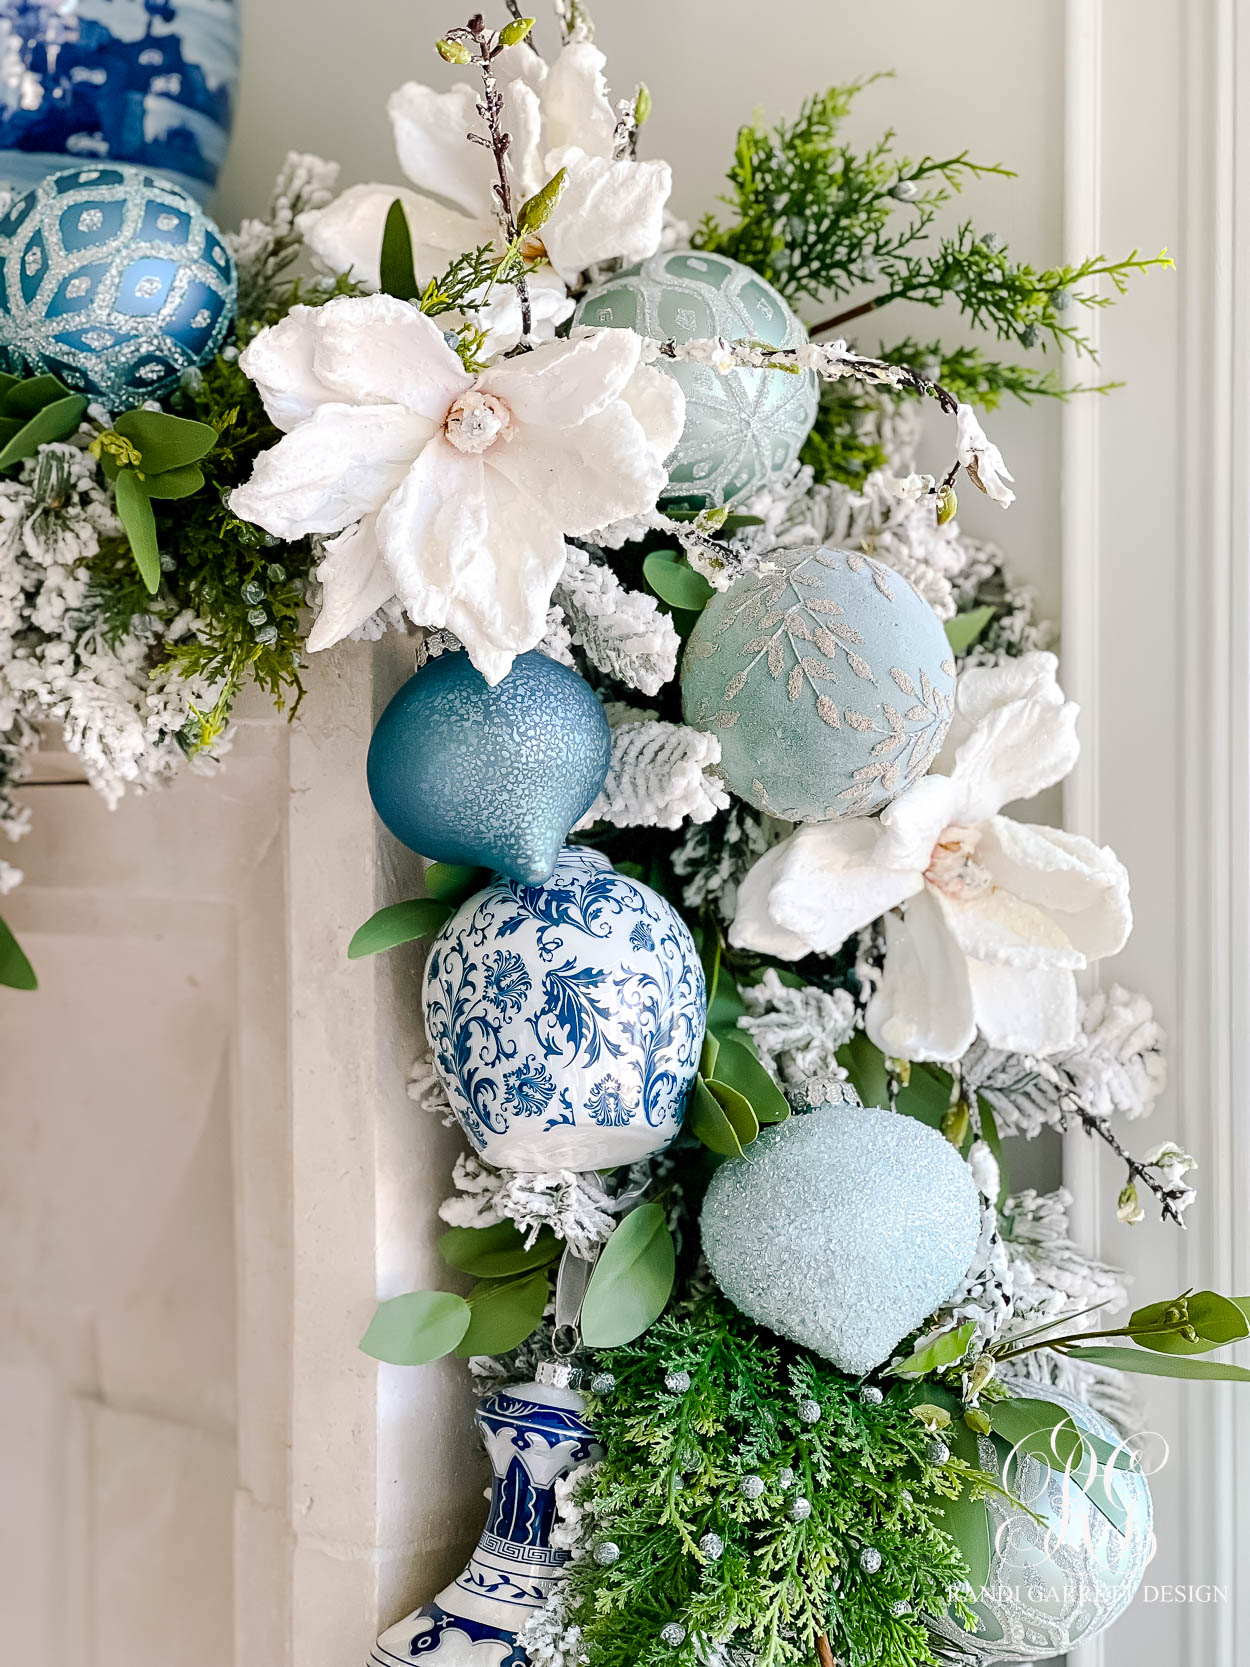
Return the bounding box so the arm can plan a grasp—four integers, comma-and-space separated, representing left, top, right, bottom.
298, 44, 671, 346
731, 652, 1132, 1061
955, 403, 1015, 507
229, 294, 683, 681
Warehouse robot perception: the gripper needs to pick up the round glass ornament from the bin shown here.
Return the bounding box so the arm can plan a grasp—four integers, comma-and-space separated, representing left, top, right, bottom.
700, 1100, 981, 1376
422, 845, 706, 1170
573, 250, 818, 511
926, 1387, 1153, 1663
682, 544, 956, 821
0, 164, 236, 408
367, 651, 612, 887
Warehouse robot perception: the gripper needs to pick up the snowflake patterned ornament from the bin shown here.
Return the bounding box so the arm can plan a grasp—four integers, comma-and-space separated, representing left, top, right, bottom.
229, 297, 683, 683
732, 652, 1132, 1060
422, 846, 705, 1170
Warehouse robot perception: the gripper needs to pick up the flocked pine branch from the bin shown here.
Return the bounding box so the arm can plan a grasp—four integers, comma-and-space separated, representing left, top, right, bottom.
555, 543, 680, 695
577, 708, 729, 832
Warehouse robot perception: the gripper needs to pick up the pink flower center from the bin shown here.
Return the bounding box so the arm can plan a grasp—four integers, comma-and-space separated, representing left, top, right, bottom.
924, 824, 993, 900
443, 389, 515, 454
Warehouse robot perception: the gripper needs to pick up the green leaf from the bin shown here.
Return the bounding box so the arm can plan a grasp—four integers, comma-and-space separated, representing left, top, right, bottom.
707, 964, 747, 1039
360, 1290, 470, 1364
3, 372, 71, 417
1129, 1291, 1250, 1355
0, 912, 37, 990
944, 605, 996, 656
687, 1075, 746, 1156
706, 1078, 760, 1145
348, 898, 453, 958
697, 919, 721, 1010
988, 1396, 1085, 1474
115, 408, 217, 473
455, 1268, 550, 1356
643, 549, 715, 613
889, 1320, 976, 1379
424, 862, 489, 905
0, 372, 20, 402
113, 467, 160, 593
380, 198, 420, 301
438, 1221, 563, 1278
935, 1488, 992, 1594
1064, 1346, 1250, 1381
699, 1031, 720, 1079
837, 1030, 890, 1108
142, 462, 205, 500
0, 393, 88, 470
712, 1036, 790, 1124
498, 13, 535, 46
580, 1202, 676, 1347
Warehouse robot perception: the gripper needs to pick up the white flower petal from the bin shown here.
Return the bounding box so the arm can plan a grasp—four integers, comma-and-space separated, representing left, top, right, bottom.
956, 403, 1015, 507
470, 267, 574, 355
229, 403, 433, 539
931, 878, 1086, 971
237, 304, 340, 432
540, 148, 672, 284
503, 77, 546, 201
540, 43, 618, 159
764, 820, 922, 956
620, 362, 685, 466
866, 889, 977, 1063
486, 399, 666, 537
943, 655, 1080, 822
305, 515, 396, 653
389, 80, 495, 221
309, 292, 471, 421
967, 956, 1079, 1055
479, 327, 642, 427
877, 773, 964, 871
728, 843, 814, 959
979, 817, 1132, 962
297, 182, 488, 292
939, 652, 1066, 758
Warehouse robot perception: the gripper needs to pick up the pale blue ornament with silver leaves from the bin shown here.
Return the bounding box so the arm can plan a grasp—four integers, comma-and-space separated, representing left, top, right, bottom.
367, 651, 612, 888
926, 1386, 1153, 1662
682, 544, 956, 821
422, 846, 705, 1170
700, 1101, 981, 1376
0, 163, 236, 409
572, 249, 818, 511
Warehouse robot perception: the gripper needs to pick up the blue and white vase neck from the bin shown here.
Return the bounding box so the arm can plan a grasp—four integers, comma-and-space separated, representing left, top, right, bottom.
370, 1379, 601, 1667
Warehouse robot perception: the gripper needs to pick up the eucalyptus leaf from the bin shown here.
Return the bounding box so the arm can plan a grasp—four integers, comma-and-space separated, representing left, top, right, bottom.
115, 408, 217, 473
699, 1031, 720, 1079
348, 898, 453, 958
705, 1078, 760, 1147
1064, 1345, 1250, 1381
0, 912, 37, 990
455, 1268, 550, 1356
944, 605, 995, 657
424, 862, 489, 905
359, 1289, 470, 1364
697, 920, 721, 1010
0, 393, 88, 470
935, 1488, 992, 1595
988, 1396, 1085, 1475
114, 468, 160, 593
643, 549, 715, 613
712, 1036, 790, 1124
380, 198, 420, 301
580, 1202, 676, 1347
3, 372, 71, 417
687, 1076, 744, 1157
142, 462, 205, 500
438, 1221, 563, 1278
707, 963, 747, 1039
837, 1030, 890, 1109
889, 1320, 976, 1379
0, 372, 19, 402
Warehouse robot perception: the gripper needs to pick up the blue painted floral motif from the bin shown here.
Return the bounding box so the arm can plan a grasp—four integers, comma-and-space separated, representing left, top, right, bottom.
422, 846, 706, 1169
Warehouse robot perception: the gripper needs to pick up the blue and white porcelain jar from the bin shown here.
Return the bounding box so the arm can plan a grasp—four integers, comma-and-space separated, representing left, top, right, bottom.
0, 1, 241, 205
422, 845, 706, 1171
370, 1368, 602, 1667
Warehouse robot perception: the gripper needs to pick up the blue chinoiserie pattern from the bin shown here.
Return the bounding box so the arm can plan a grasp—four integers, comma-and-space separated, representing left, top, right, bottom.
421, 845, 706, 1171
0, 1, 241, 204
370, 1379, 603, 1667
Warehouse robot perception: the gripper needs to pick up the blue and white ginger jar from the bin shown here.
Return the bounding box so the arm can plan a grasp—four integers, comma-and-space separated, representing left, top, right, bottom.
422, 845, 705, 1171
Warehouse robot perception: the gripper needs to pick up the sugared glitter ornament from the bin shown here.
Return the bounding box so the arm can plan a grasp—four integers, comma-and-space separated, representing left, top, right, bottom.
700, 1102, 981, 1375
664, 1369, 692, 1394
0, 165, 236, 409
698, 1533, 724, 1561
681, 545, 956, 822
573, 250, 817, 511
593, 1541, 621, 1567
660, 1623, 688, 1648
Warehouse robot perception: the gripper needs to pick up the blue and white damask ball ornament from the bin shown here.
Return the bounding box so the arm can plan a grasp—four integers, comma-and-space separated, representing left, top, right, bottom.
422, 846, 705, 1170
682, 544, 956, 821
0, 164, 236, 409
701, 1100, 981, 1375
367, 651, 612, 887
573, 250, 818, 511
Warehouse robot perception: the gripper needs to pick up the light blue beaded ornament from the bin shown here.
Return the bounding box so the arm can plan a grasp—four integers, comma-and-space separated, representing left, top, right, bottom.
926, 1387, 1153, 1662
0, 164, 236, 408
367, 651, 612, 888
682, 544, 956, 821
422, 846, 705, 1170
700, 1101, 981, 1376
573, 250, 818, 511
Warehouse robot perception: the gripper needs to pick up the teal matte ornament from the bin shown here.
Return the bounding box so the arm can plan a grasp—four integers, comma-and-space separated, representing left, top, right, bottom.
682, 544, 956, 821
700, 1101, 981, 1376
367, 651, 612, 887
0, 164, 236, 410
572, 250, 817, 511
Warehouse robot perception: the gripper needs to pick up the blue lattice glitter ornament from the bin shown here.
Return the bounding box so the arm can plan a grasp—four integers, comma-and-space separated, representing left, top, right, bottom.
422, 846, 705, 1170
573, 250, 818, 511
700, 1101, 981, 1375
371, 1367, 603, 1667
367, 651, 612, 888
682, 544, 956, 821
0, 165, 236, 408
926, 1387, 1153, 1662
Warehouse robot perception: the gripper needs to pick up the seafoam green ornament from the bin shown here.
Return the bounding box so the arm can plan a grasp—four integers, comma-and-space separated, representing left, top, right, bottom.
572, 250, 817, 511
682, 544, 956, 821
